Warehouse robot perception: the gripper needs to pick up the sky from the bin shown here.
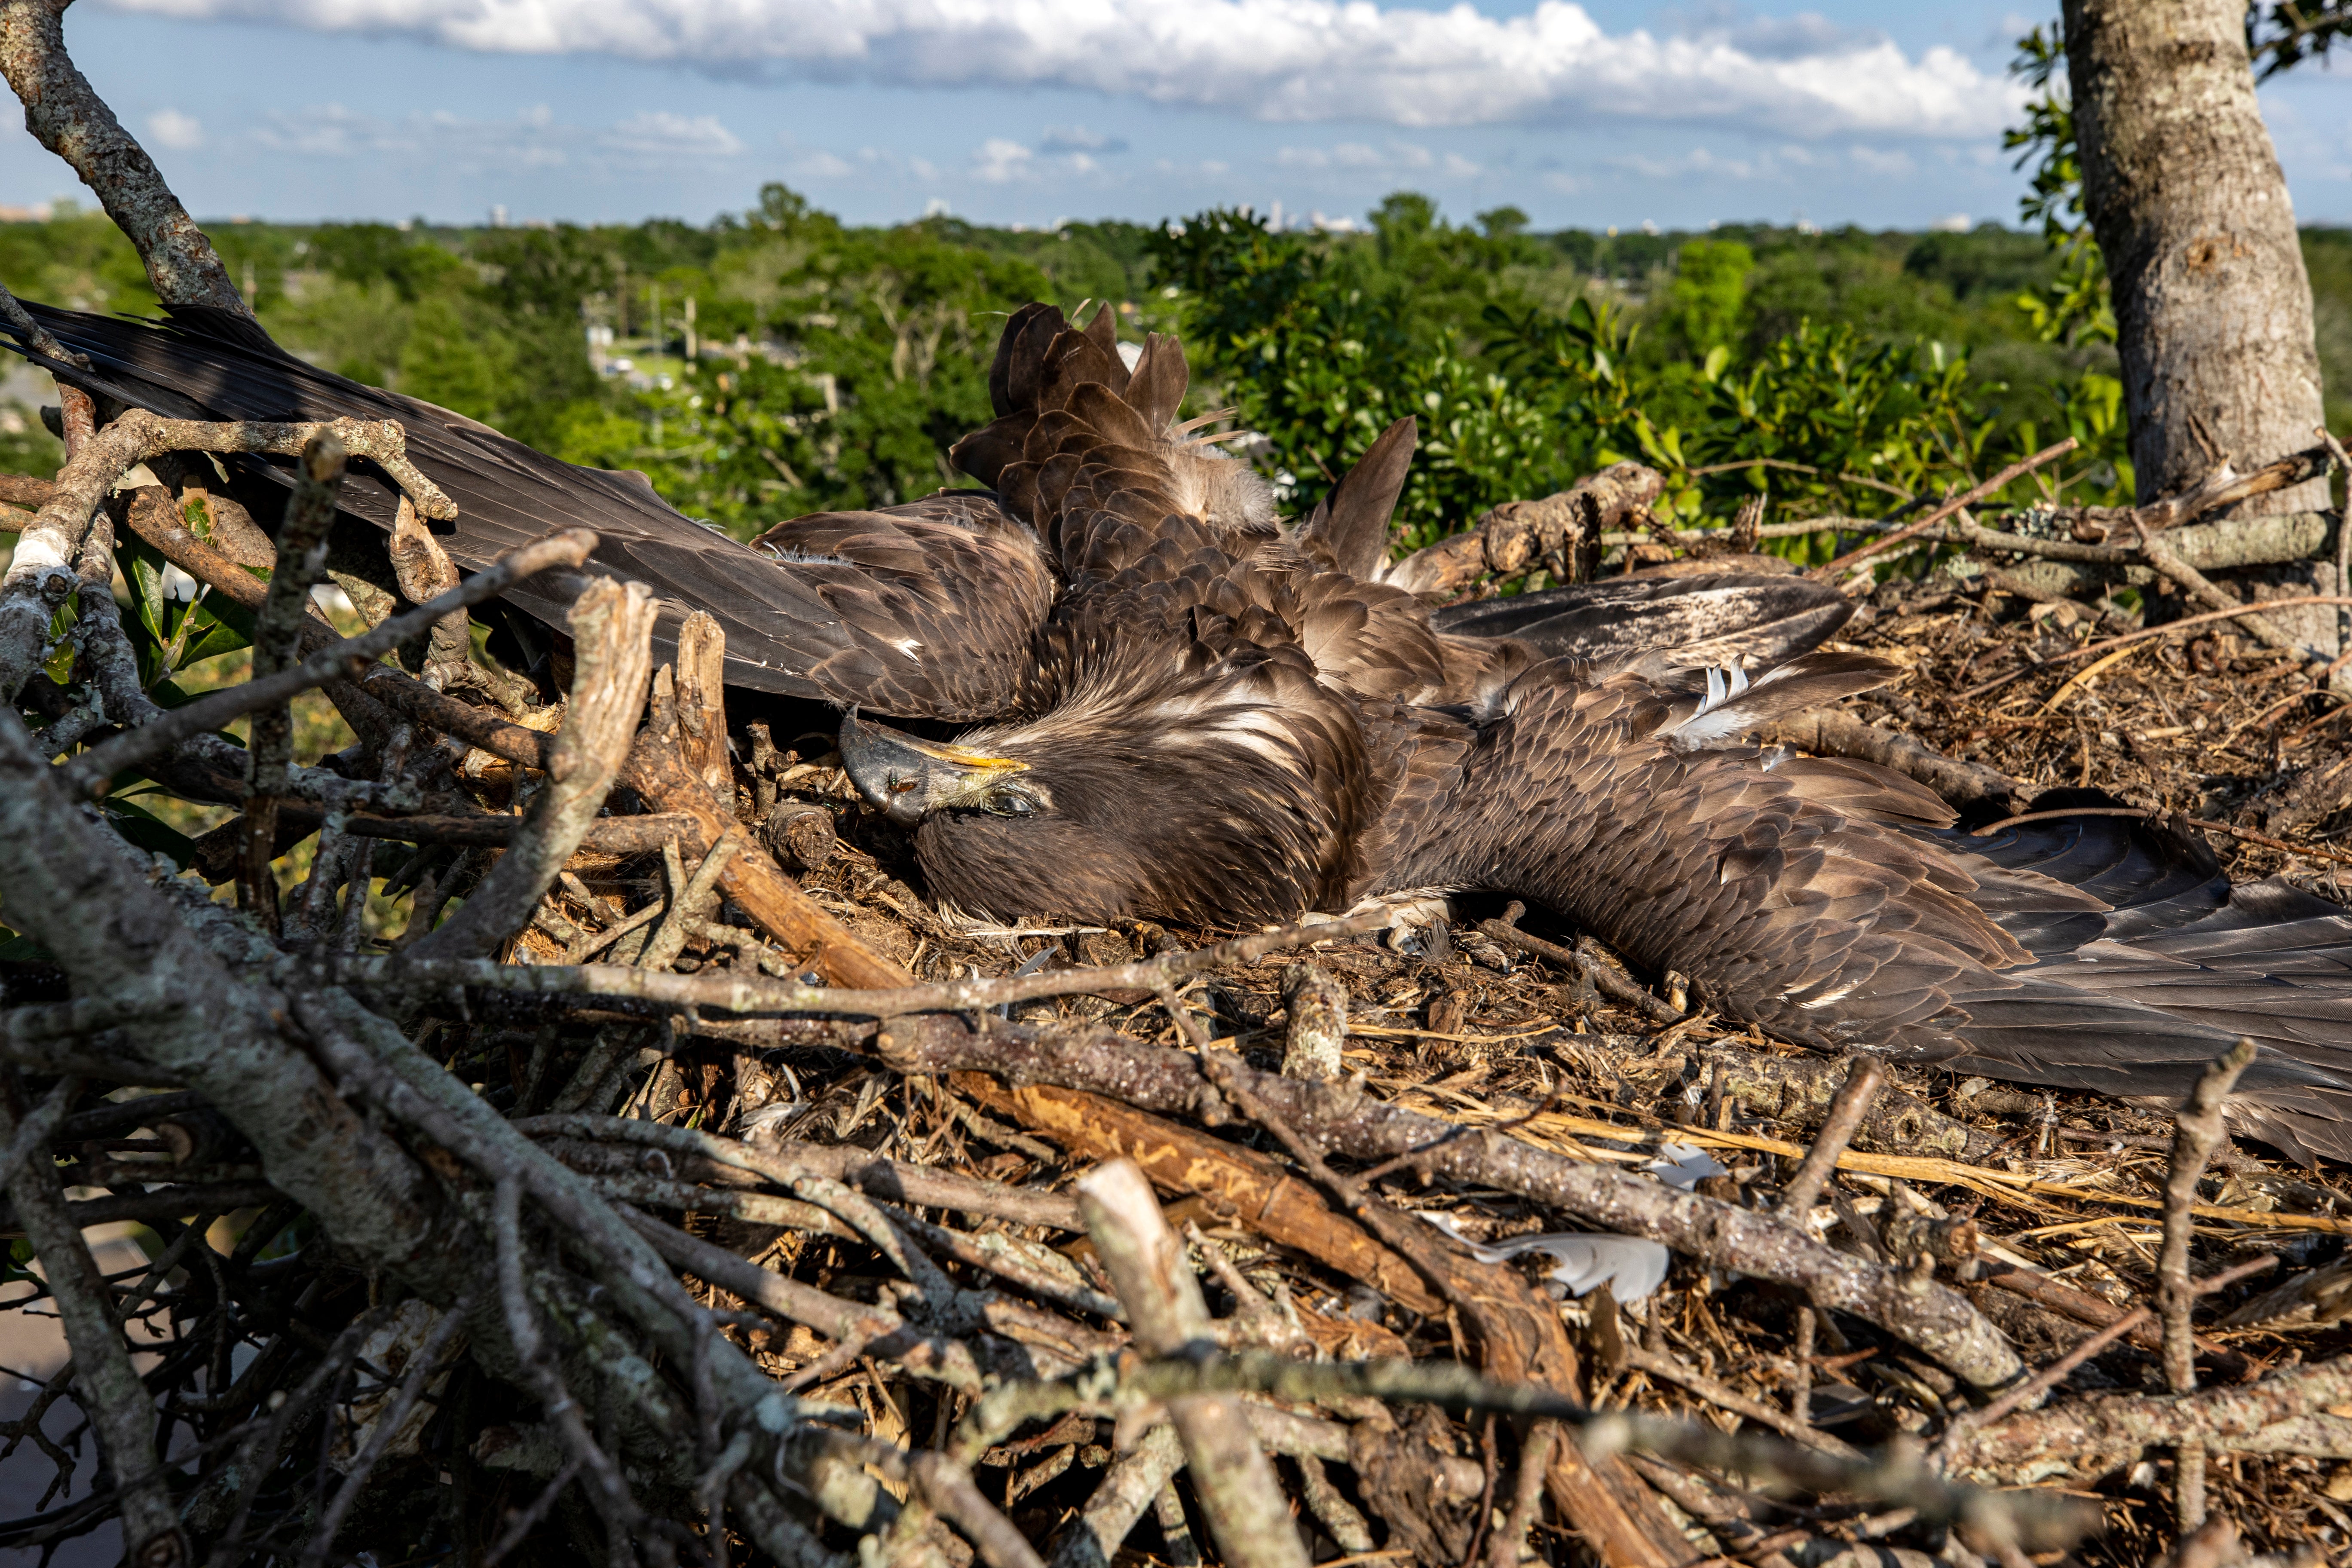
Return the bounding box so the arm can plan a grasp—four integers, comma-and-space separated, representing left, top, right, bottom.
2, 1, 2350, 233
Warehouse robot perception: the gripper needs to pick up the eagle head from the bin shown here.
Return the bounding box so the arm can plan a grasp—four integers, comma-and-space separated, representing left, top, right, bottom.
837, 676, 1366, 926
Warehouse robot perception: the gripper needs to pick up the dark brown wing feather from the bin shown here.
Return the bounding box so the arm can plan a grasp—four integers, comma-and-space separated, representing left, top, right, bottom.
1431, 572, 1856, 674
15, 303, 1047, 716
1366, 659, 2352, 1160
1297, 416, 1416, 579
744, 499, 1057, 719
1124, 334, 1188, 429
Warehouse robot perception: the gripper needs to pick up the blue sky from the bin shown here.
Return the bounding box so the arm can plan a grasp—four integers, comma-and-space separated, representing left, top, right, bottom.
3, 1, 2349, 233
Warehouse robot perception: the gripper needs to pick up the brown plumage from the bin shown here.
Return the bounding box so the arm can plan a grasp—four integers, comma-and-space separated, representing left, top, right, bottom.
23, 300, 2352, 1162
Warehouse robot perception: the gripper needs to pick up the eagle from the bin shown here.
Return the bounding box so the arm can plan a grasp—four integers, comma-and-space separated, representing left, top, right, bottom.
21, 301, 2352, 1162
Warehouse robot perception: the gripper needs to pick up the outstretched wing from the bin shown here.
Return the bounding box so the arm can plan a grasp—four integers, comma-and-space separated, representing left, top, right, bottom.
1430, 572, 1856, 675
13, 303, 1052, 717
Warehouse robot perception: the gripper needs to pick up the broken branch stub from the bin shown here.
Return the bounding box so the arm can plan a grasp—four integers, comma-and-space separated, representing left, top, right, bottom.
1076, 1160, 1311, 1568
409, 578, 658, 962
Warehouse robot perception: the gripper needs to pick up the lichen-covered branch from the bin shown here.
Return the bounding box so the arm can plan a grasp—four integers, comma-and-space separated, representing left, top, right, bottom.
0, 1077, 186, 1565
0, 0, 247, 313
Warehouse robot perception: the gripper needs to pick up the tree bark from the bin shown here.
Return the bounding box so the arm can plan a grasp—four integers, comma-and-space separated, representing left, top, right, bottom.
2066, 0, 2328, 514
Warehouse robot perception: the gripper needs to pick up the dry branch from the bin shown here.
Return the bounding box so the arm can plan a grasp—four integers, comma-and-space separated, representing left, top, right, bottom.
874, 1017, 2025, 1388
409, 577, 655, 959
1777, 1057, 1885, 1217
1811, 438, 2078, 580
1078, 1160, 1311, 1568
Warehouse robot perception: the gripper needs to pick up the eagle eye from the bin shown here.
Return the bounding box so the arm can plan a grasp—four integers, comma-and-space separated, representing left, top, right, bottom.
981, 790, 1035, 818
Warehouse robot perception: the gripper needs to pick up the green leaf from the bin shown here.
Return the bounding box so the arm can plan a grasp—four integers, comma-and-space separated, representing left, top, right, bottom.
103, 794, 199, 870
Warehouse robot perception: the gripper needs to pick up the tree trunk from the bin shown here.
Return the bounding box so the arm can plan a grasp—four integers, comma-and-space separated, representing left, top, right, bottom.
2065, 0, 2328, 515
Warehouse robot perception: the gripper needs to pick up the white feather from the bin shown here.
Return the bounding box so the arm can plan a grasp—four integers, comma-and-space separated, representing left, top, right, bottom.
1423, 1213, 1672, 1303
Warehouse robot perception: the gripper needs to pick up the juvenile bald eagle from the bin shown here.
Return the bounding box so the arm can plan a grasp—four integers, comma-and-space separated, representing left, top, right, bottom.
24, 300, 2352, 1162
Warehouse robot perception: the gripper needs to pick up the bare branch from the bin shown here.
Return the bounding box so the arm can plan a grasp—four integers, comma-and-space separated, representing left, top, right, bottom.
1776, 1057, 1885, 1217
239, 433, 346, 925
0, 0, 246, 312
0, 1073, 74, 1192
1078, 1160, 1311, 1568
2158, 1037, 2257, 1530
352, 909, 1389, 1020
387, 493, 473, 681
0, 1073, 186, 1564
877, 1017, 2026, 1390
410, 578, 655, 960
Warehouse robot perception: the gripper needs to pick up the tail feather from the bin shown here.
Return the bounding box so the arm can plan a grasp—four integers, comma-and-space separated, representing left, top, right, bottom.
1928, 797, 2352, 1162
952, 303, 1274, 573
1296, 416, 1417, 579
1124, 334, 1188, 429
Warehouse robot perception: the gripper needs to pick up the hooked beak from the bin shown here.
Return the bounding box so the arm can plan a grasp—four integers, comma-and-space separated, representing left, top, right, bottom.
839, 711, 1029, 824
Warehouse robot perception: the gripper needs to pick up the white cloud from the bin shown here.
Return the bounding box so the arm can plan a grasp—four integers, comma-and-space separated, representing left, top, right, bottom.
250, 102, 740, 170
1040, 126, 1128, 155
1847, 144, 1914, 176
146, 107, 204, 149
790, 149, 858, 180
602, 110, 744, 160
968, 136, 1116, 184
1275, 139, 1482, 178
103, 0, 2021, 136
973, 138, 1034, 184
1611, 145, 1776, 182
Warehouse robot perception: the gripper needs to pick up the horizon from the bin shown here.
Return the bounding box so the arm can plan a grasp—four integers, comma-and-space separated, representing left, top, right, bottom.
0, 2, 2340, 236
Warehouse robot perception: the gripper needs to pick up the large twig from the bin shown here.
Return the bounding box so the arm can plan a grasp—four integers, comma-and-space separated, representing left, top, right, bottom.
1077, 1161, 1311, 1568
1810, 438, 2077, 581
348, 958, 2023, 1382
1776, 1057, 1884, 1217
999, 1350, 2090, 1551
2157, 1038, 2257, 1530
239, 433, 345, 926
0, 706, 448, 1273
409, 578, 655, 960
1479, 903, 1680, 1020
1, 410, 453, 707
1764, 706, 2025, 806
0, 0, 246, 312
878, 1017, 2025, 1390
387, 493, 475, 684
492, 1174, 646, 1564
2134, 524, 2311, 665
0, 1072, 74, 1192
349, 909, 1388, 1020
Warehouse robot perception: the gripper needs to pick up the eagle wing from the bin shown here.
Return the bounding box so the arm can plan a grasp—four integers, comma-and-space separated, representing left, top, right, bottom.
15, 303, 1054, 717
1430, 571, 1857, 676
742, 500, 1056, 719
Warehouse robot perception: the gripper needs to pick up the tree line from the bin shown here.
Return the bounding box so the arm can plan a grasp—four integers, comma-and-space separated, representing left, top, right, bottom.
7, 6, 2350, 559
